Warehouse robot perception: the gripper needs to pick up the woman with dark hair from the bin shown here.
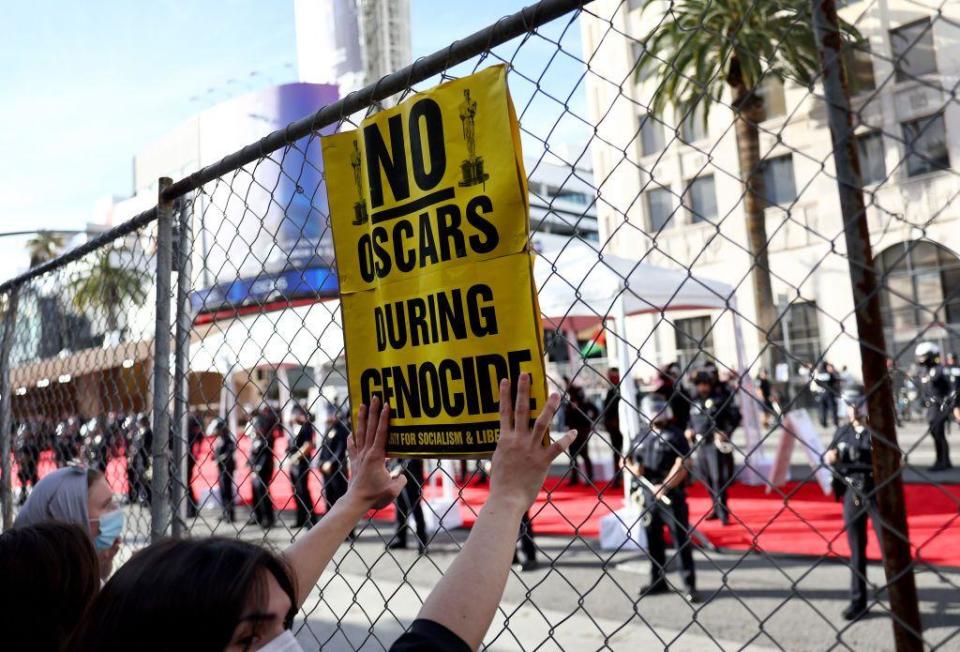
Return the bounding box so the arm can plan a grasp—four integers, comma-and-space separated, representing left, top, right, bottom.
72, 375, 575, 652
0, 522, 100, 651
14, 465, 123, 580
71, 537, 298, 651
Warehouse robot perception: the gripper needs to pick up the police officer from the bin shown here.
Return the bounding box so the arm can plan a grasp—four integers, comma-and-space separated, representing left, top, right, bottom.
825, 385, 883, 621
54, 416, 80, 467
209, 417, 236, 523
626, 394, 699, 603
248, 413, 276, 528
287, 405, 318, 528
185, 414, 205, 518
14, 422, 40, 505
686, 370, 737, 525
126, 413, 153, 505
564, 383, 596, 486
83, 416, 110, 472
601, 367, 624, 487
916, 342, 952, 471
387, 458, 428, 553
319, 405, 349, 511
814, 362, 841, 428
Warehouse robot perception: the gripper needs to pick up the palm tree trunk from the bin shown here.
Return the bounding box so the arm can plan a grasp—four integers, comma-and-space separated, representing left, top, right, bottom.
733, 92, 783, 373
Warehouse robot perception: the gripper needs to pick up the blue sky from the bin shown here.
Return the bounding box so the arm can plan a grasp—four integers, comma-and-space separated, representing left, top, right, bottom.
0, 0, 588, 283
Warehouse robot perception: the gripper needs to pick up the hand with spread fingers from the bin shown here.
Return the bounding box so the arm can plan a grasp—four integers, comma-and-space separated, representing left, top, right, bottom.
489, 374, 577, 514
346, 396, 407, 510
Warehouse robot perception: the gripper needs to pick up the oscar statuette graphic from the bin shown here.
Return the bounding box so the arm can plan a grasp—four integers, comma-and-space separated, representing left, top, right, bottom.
458, 89, 489, 188
350, 138, 369, 225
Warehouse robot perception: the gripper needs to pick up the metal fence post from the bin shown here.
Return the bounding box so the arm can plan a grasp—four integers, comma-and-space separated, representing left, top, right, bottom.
151, 178, 175, 543
0, 287, 20, 531
810, 2, 923, 649
171, 196, 194, 537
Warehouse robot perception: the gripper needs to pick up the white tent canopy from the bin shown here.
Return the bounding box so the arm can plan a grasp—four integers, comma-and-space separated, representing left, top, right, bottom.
535, 241, 734, 319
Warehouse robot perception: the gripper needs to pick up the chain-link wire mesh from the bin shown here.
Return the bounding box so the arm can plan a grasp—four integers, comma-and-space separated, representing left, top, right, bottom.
2, 0, 960, 649
0, 221, 159, 567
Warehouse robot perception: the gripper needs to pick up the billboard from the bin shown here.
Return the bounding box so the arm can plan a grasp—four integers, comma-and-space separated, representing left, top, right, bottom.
169, 83, 341, 313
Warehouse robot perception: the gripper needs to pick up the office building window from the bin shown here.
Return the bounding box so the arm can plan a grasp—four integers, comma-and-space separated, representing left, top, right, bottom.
857, 131, 886, 185
890, 19, 938, 82
878, 240, 960, 340
902, 113, 950, 177
759, 77, 786, 119
775, 301, 823, 387
684, 175, 718, 223
645, 187, 675, 231
680, 104, 708, 144
674, 316, 715, 372
761, 155, 798, 206
639, 113, 666, 156
844, 43, 876, 92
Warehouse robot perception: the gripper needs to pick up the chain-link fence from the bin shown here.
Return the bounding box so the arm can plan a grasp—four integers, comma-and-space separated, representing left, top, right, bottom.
2, 0, 960, 648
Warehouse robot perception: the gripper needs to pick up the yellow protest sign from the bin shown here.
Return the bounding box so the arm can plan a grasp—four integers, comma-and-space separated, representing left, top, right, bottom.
322, 65, 546, 457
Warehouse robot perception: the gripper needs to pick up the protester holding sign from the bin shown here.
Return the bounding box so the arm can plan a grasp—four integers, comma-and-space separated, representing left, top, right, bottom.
70, 378, 576, 652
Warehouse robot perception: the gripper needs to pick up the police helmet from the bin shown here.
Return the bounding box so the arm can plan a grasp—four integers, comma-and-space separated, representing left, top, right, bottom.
640, 393, 673, 425
915, 341, 940, 366
122, 415, 136, 430
206, 418, 228, 437
692, 370, 713, 386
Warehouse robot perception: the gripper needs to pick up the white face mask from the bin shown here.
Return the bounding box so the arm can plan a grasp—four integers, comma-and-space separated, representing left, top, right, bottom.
258, 630, 304, 652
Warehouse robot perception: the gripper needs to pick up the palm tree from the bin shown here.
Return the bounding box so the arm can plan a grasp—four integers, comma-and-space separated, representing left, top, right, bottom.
70, 247, 150, 334
634, 0, 859, 368
26, 231, 65, 268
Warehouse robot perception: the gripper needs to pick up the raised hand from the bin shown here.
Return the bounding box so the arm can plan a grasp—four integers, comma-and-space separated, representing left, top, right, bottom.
346, 396, 407, 510
489, 373, 576, 514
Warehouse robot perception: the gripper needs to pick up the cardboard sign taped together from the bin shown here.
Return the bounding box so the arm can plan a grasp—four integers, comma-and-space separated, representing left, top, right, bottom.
322, 65, 546, 457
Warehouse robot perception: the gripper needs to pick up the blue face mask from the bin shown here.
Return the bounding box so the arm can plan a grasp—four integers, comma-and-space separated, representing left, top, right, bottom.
93, 509, 124, 551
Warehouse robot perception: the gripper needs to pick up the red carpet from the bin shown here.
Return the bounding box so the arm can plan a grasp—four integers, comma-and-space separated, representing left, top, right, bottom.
13, 439, 960, 566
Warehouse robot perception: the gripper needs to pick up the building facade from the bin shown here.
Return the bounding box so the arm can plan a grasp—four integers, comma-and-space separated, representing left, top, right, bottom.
581, 0, 960, 387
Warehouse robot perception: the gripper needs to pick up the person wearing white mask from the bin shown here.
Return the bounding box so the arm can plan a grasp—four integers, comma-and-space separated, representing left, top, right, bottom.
71, 375, 575, 652
14, 465, 123, 580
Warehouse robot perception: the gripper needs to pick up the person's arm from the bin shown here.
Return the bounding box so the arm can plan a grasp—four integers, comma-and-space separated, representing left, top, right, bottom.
284, 396, 405, 607
654, 456, 688, 500
414, 374, 575, 650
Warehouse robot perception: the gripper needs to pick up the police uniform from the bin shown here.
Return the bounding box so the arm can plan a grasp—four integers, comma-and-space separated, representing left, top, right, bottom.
601, 384, 623, 482
319, 419, 350, 513
828, 420, 882, 619
14, 423, 40, 505
54, 418, 80, 467
83, 418, 110, 472
630, 425, 697, 598
689, 390, 737, 524
249, 417, 276, 528
919, 362, 952, 470
185, 414, 204, 518
127, 418, 153, 505
815, 366, 840, 428
289, 417, 318, 528
389, 458, 428, 552
211, 420, 237, 522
